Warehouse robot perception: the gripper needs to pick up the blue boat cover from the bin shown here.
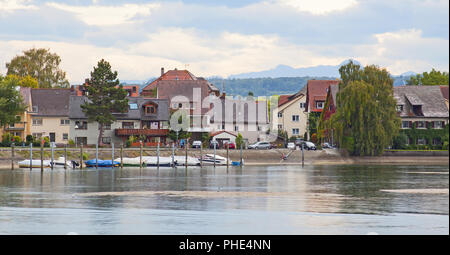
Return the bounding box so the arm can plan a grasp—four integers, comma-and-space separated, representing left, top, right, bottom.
85, 159, 119, 167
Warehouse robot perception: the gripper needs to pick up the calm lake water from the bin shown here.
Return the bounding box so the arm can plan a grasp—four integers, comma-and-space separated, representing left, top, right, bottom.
0, 165, 448, 235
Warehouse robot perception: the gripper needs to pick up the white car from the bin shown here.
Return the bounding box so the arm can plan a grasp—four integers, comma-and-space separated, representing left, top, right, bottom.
287, 142, 296, 150
192, 141, 202, 148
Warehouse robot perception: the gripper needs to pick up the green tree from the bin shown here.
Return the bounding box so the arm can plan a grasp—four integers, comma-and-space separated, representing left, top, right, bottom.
407, 69, 449, 85
6, 48, 69, 88
332, 61, 400, 156
235, 133, 244, 149
0, 76, 27, 129
1, 74, 38, 88
81, 59, 128, 145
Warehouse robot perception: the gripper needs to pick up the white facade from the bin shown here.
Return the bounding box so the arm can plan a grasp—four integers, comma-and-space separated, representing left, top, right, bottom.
277, 95, 307, 138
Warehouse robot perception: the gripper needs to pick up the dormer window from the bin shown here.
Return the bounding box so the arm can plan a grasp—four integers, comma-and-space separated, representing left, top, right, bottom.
316, 101, 324, 109
396, 105, 403, 112
32, 106, 38, 112
146, 106, 155, 114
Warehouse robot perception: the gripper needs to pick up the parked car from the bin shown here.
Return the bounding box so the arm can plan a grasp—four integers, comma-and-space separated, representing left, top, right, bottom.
209, 140, 219, 149
295, 138, 304, 147
248, 141, 272, 150
192, 141, 202, 148
287, 142, 296, 150
322, 142, 334, 149
302, 141, 317, 150
223, 141, 236, 149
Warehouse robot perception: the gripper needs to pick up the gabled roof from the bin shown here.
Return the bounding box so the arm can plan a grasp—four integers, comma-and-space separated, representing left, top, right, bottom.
210, 130, 237, 137
31, 88, 71, 116
69, 96, 169, 121
440, 86, 449, 101
278, 86, 306, 107
394, 86, 449, 118
306, 80, 340, 112
143, 69, 197, 90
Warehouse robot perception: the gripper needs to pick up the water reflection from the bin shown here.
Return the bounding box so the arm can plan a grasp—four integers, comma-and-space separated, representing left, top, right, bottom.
0, 164, 448, 234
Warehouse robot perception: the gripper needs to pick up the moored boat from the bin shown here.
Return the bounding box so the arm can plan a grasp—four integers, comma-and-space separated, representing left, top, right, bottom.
198, 154, 230, 166
85, 159, 120, 168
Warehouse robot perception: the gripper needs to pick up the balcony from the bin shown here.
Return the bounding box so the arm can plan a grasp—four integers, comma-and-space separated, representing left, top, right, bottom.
5, 122, 26, 131
115, 128, 169, 137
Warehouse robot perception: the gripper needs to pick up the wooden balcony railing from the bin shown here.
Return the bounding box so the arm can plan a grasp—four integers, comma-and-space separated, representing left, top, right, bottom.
115, 128, 169, 136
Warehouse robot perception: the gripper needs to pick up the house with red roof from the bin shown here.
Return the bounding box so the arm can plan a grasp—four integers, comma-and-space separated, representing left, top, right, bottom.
276, 86, 307, 139
140, 68, 220, 140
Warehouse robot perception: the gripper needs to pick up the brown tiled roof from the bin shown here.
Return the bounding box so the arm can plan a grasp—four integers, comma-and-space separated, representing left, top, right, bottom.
306, 80, 339, 112
394, 86, 449, 118
278, 86, 306, 107
31, 88, 71, 116
440, 86, 449, 100
143, 69, 197, 90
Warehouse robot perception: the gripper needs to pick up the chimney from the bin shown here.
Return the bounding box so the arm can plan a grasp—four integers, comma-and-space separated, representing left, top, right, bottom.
161, 67, 164, 76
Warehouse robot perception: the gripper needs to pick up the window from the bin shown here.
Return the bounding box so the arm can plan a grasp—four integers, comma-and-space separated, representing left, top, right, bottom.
32, 106, 38, 112
300, 103, 306, 108
75, 137, 87, 145
278, 112, 283, 118
292, 115, 299, 122
132, 87, 137, 93
102, 137, 111, 144
416, 121, 425, 129
278, 124, 283, 130
292, 128, 300, 135
435, 121, 443, 129
178, 103, 183, 108
316, 101, 324, 109
129, 103, 138, 110
60, 119, 70, 125
234, 125, 239, 131
432, 138, 441, 145
75, 121, 88, 130
146, 106, 155, 114
99, 123, 111, 130
32, 133, 43, 139
417, 138, 426, 145
401, 121, 410, 129
32, 118, 43, 126
122, 122, 134, 129
222, 124, 225, 130
396, 105, 404, 112
62, 133, 68, 140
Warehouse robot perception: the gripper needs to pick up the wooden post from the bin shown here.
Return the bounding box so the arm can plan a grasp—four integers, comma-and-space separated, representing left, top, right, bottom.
30, 143, 33, 171
200, 142, 203, 168
185, 141, 188, 168
120, 143, 123, 169
240, 143, 243, 167
213, 142, 216, 168
111, 143, 115, 168
171, 143, 175, 168
140, 141, 143, 169
157, 142, 160, 168
80, 143, 83, 170
50, 142, 54, 170
301, 142, 304, 167
226, 143, 229, 169
95, 142, 99, 169
40, 140, 44, 172
11, 144, 15, 170
64, 144, 67, 170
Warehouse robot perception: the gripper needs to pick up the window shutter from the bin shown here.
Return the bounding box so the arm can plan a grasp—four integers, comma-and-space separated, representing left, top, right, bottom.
409, 121, 412, 128
442, 121, 446, 128
431, 121, 434, 128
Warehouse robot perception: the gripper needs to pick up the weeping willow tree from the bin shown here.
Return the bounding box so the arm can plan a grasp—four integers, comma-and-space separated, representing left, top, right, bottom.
332, 61, 400, 156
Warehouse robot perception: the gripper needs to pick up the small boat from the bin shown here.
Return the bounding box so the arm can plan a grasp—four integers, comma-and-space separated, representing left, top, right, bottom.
18, 157, 78, 168
198, 154, 230, 166
85, 159, 120, 168
173, 156, 200, 166
143, 156, 176, 167
114, 157, 141, 167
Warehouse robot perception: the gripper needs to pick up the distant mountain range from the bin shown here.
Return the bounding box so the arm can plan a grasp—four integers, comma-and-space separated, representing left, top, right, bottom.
118, 59, 417, 96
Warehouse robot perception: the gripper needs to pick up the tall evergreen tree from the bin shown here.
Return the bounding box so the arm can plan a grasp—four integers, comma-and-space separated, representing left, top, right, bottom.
81, 59, 128, 145
332, 61, 400, 156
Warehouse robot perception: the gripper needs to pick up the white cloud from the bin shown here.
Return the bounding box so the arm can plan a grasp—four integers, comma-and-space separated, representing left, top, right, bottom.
355, 29, 449, 74
46, 2, 160, 26
274, 0, 358, 14
0, 0, 37, 12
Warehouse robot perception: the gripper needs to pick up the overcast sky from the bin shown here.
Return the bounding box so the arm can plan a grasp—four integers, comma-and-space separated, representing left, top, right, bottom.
0, 0, 448, 83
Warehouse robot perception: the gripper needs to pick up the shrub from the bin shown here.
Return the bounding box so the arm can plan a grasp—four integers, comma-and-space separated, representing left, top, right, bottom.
235, 133, 244, 149
12, 136, 22, 144
68, 139, 75, 146
392, 133, 408, 149
342, 136, 355, 155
